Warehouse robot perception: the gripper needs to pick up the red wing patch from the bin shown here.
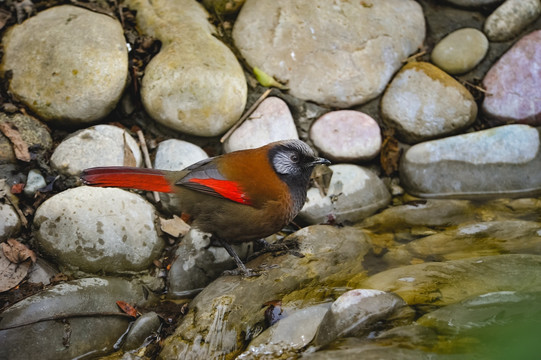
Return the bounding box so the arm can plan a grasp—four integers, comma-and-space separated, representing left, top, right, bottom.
187, 178, 252, 205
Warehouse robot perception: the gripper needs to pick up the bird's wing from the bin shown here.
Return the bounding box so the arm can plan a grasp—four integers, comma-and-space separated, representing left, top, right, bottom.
176, 158, 252, 205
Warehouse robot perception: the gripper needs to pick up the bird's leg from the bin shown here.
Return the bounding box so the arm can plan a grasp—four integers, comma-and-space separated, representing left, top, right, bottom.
215, 237, 259, 277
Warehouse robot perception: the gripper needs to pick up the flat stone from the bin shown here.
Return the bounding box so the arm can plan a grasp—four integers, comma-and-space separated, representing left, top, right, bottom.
0, 5, 128, 124
482, 30, 541, 125
361, 254, 541, 306
400, 125, 541, 198
128, 0, 247, 136
483, 0, 541, 42
381, 62, 477, 144
233, 0, 425, 107
0, 277, 157, 360
223, 97, 298, 153
309, 111, 381, 162
431, 28, 489, 74
33, 187, 163, 273
50, 124, 142, 176
299, 164, 391, 225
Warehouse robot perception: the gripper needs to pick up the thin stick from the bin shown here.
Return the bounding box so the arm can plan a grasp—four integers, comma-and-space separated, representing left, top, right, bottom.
220, 88, 272, 143
137, 129, 160, 203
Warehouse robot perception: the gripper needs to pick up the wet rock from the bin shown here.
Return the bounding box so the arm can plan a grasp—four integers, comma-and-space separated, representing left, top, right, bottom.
400, 125, 541, 198
312, 289, 408, 348
154, 139, 208, 171
128, 0, 247, 136
0, 113, 52, 164
233, 0, 425, 107
33, 187, 163, 273
445, 0, 504, 7
418, 291, 541, 335
122, 311, 162, 351
361, 254, 541, 306
23, 169, 46, 197
50, 124, 142, 176
483, 0, 541, 42
381, 62, 477, 144
159, 225, 372, 359
239, 303, 330, 359
309, 111, 381, 162
482, 30, 541, 125
0, 277, 157, 360
223, 97, 298, 153
383, 220, 541, 266
0, 5, 128, 124
167, 228, 253, 297
0, 202, 20, 241
27, 258, 58, 286
431, 28, 489, 74
303, 341, 449, 360
299, 164, 391, 225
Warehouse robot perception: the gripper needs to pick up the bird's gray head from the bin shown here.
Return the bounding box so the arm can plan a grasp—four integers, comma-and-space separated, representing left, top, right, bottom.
268, 139, 330, 209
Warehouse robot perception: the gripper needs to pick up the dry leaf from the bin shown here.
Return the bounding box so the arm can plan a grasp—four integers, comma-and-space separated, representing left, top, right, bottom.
0, 122, 31, 162
160, 215, 191, 238
1, 238, 37, 264
123, 132, 137, 167
311, 165, 333, 197
0, 245, 31, 292
116, 300, 138, 317
380, 130, 402, 176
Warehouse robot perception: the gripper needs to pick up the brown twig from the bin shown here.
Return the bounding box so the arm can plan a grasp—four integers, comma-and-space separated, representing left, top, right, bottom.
137, 129, 160, 203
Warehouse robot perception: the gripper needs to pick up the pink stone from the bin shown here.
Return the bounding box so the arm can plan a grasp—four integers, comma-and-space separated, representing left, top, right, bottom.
309, 110, 381, 162
482, 30, 541, 125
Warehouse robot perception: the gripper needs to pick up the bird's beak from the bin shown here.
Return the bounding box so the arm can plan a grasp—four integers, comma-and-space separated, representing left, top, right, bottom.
311, 157, 331, 166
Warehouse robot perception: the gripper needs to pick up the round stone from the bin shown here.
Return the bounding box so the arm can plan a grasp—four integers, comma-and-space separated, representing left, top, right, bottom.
0, 5, 128, 124
431, 28, 488, 74
381, 62, 477, 143
33, 187, 163, 273
154, 139, 208, 171
310, 110, 381, 162
50, 125, 142, 176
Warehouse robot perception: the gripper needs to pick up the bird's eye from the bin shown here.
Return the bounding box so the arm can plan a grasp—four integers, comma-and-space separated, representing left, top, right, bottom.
290, 154, 299, 163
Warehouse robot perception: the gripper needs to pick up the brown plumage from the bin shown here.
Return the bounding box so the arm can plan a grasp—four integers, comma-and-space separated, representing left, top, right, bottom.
81, 139, 330, 275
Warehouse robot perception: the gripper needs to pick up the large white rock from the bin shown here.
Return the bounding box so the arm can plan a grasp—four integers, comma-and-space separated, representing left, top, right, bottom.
33, 187, 163, 273
128, 0, 247, 136
0, 5, 128, 124
233, 0, 425, 107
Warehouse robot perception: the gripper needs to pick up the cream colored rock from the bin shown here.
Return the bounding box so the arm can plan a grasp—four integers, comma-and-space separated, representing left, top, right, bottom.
0, 5, 128, 124
431, 28, 489, 74
233, 0, 425, 107
484, 0, 541, 42
128, 0, 247, 136
381, 62, 477, 144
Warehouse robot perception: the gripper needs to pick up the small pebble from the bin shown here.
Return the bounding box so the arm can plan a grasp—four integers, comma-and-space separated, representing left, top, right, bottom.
431, 28, 488, 74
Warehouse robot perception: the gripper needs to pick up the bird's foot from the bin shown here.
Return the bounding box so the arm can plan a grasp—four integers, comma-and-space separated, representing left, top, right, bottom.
248, 238, 303, 262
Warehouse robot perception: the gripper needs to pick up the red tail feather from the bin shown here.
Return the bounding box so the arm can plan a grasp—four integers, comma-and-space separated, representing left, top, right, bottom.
81, 167, 174, 193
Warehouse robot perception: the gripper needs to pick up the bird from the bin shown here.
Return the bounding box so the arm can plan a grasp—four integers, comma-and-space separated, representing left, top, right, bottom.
81, 139, 330, 276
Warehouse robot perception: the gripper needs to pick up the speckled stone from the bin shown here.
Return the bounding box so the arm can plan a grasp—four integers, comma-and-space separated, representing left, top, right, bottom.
33, 187, 163, 273
381, 62, 477, 144
0, 5, 128, 124
483, 0, 541, 42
